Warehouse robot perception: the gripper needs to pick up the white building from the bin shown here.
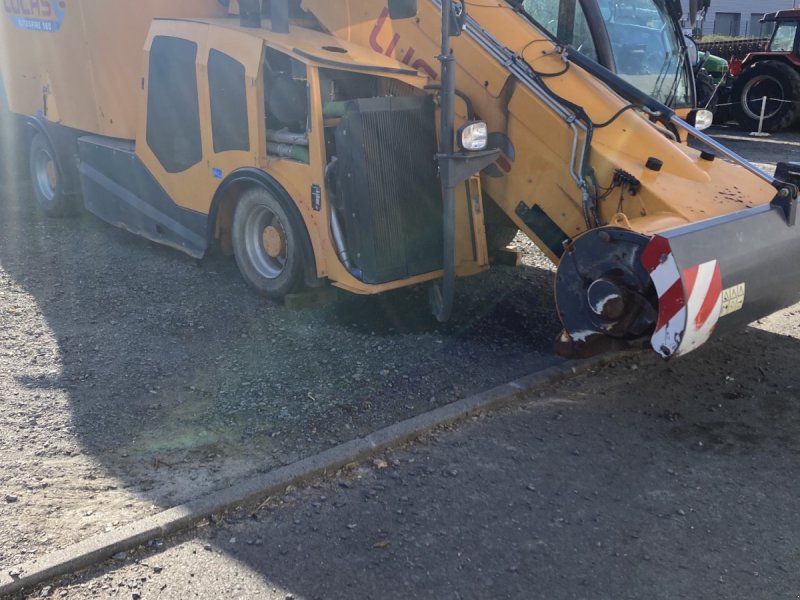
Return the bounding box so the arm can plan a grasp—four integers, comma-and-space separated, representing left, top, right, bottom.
679, 0, 797, 36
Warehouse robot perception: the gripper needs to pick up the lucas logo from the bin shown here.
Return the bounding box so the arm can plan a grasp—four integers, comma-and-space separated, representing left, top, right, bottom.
4, 0, 66, 32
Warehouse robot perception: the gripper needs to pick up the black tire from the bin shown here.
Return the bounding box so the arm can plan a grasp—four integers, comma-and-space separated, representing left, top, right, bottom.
0, 113, 21, 187
485, 222, 518, 251
731, 61, 800, 133
483, 196, 518, 251
232, 187, 305, 298
28, 132, 73, 216
712, 103, 731, 125
695, 74, 718, 113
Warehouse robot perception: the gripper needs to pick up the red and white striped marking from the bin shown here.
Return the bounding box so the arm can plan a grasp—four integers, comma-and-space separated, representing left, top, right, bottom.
641, 236, 723, 358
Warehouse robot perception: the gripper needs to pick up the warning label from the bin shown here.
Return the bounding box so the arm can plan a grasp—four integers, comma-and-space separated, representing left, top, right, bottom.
720, 283, 746, 317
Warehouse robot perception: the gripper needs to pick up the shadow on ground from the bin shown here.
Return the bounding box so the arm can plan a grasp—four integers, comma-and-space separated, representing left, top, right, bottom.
0, 177, 560, 562
5, 129, 800, 596
51, 323, 800, 600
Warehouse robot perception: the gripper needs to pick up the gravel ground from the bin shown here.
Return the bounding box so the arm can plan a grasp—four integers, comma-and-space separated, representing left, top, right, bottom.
0, 173, 560, 567
22, 340, 800, 600
1, 124, 798, 577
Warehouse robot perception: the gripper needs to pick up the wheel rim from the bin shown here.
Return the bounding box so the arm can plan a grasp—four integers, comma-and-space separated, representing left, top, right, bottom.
33, 146, 57, 203
741, 75, 786, 121
243, 204, 289, 280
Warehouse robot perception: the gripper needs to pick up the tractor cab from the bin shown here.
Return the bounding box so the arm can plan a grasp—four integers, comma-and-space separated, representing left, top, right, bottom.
509, 0, 695, 109
761, 10, 800, 55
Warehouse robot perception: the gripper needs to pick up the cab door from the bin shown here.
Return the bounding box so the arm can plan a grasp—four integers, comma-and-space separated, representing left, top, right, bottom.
135, 20, 265, 255
202, 25, 265, 187
136, 20, 213, 230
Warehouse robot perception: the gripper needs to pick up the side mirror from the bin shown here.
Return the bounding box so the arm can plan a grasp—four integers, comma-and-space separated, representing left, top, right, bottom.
388, 0, 417, 19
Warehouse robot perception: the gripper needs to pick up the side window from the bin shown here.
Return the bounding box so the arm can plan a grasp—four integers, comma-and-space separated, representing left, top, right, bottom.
147, 36, 202, 173
208, 50, 250, 153
522, 0, 598, 62
769, 23, 798, 53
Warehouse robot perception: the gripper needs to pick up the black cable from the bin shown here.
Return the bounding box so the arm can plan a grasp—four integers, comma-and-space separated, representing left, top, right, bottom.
592, 104, 638, 128
531, 60, 570, 78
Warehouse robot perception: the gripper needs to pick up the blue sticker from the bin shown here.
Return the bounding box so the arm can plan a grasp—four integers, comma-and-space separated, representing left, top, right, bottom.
5, 0, 66, 33
212, 168, 223, 179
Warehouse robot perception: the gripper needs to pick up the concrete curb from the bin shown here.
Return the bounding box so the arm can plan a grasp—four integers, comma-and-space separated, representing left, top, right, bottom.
0, 352, 629, 597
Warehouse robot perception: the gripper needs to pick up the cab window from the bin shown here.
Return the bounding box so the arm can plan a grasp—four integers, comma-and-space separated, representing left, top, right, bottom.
769, 22, 798, 53
520, 0, 599, 62
147, 36, 202, 173
208, 50, 250, 153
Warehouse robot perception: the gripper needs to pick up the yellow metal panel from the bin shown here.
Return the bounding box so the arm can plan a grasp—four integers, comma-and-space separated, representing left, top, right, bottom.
137, 20, 214, 214
305, 0, 777, 266
0, 0, 226, 137
199, 17, 429, 89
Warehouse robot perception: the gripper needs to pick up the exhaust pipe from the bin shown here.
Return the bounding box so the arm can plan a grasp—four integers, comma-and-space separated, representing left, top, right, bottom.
239, 0, 262, 28
270, 0, 289, 33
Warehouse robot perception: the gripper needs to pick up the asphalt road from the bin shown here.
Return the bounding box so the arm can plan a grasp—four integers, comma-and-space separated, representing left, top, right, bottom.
31, 350, 800, 600
6, 128, 800, 599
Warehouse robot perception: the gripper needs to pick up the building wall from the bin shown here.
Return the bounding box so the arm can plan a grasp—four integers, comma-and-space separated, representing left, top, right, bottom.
679, 0, 795, 36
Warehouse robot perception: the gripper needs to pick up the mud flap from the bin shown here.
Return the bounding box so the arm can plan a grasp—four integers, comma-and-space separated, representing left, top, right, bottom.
642, 197, 800, 358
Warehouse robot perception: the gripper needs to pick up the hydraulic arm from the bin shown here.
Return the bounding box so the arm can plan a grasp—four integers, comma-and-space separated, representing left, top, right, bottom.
301, 0, 800, 358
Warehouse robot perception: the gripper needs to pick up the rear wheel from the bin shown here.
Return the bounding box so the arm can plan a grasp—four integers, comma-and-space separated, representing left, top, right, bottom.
29, 132, 73, 216
483, 197, 518, 251
485, 222, 518, 251
232, 187, 305, 298
731, 61, 800, 132
695, 73, 718, 113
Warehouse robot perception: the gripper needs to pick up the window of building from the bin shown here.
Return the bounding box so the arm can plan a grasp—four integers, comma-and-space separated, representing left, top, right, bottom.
208, 50, 250, 154
748, 13, 775, 37
146, 36, 202, 173
713, 12, 741, 37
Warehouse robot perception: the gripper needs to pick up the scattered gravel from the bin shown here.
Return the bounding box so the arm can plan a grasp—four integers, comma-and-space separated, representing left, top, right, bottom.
1, 124, 796, 573
0, 176, 559, 566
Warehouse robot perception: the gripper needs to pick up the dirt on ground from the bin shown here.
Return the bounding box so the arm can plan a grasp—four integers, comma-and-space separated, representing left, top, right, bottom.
1, 125, 798, 577
0, 166, 560, 567
22, 331, 800, 600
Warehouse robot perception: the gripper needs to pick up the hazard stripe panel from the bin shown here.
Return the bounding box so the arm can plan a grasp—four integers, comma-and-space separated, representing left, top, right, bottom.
641, 235, 723, 358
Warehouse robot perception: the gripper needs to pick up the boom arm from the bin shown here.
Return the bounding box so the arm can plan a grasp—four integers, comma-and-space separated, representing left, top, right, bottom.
298, 0, 800, 359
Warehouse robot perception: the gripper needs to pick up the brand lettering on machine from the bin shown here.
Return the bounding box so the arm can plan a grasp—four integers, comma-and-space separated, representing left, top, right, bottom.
369, 8, 438, 80
4, 0, 66, 32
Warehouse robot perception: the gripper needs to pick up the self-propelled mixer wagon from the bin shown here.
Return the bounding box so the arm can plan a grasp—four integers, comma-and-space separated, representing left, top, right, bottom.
1, 0, 799, 359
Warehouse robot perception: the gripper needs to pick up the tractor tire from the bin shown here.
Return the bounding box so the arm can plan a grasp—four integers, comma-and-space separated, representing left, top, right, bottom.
28, 132, 75, 216
485, 222, 518, 251
731, 61, 800, 133
695, 72, 718, 113
483, 196, 518, 251
232, 186, 305, 299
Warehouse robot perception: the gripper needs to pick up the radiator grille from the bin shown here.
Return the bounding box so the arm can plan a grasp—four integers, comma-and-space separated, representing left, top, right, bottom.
335, 96, 442, 284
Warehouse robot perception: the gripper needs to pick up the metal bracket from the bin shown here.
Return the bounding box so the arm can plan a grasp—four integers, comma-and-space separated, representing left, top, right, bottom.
437, 149, 500, 189
771, 188, 798, 226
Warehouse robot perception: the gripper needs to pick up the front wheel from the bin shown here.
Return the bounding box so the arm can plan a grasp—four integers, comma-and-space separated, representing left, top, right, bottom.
232, 187, 305, 298
731, 61, 800, 132
29, 132, 73, 216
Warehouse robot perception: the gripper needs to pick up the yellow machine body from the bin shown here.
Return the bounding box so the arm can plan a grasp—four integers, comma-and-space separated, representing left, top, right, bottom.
302, 0, 776, 256
0, 0, 227, 139
0, 6, 489, 298
2, 0, 799, 359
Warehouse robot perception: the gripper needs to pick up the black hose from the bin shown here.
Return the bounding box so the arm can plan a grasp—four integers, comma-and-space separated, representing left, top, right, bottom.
424, 84, 476, 120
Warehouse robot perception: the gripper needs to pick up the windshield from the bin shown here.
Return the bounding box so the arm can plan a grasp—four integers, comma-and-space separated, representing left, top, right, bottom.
515, 0, 692, 107
768, 22, 797, 53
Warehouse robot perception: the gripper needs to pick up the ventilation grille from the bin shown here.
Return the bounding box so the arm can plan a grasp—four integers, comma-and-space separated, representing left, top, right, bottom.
335, 96, 442, 284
